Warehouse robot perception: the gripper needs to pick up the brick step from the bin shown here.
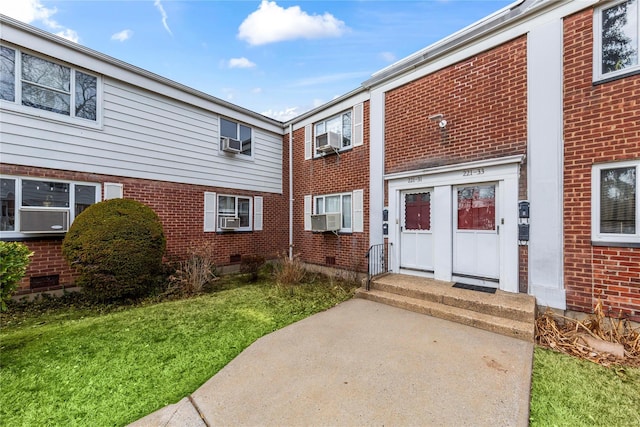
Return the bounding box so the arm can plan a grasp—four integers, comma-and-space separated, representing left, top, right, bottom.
354, 274, 536, 341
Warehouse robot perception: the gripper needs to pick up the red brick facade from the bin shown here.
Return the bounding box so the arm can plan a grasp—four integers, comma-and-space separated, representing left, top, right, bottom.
563, 9, 640, 321
2, 163, 289, 294
289, 101, 371, 272
384, 37, 528, 175
384, 37, 529, 290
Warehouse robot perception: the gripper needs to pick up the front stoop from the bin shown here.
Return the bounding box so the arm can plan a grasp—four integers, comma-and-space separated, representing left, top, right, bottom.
355, 274, 536, 342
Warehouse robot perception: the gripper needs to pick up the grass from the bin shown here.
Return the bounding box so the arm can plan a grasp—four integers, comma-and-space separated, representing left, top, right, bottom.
0, 276, 357, 427
3, 276, 640, 427
530, 346, 640, 426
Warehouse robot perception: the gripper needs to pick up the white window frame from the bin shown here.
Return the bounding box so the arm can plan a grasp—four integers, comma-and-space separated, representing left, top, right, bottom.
314, 110, 352, 156
314, 192, 353, 233
219, 117, 254, 159
591, 160, 640, 245
217, 194, 253, 232
0, 175, 101, 238
593, 0, 640, 82
0, 44, 102, 128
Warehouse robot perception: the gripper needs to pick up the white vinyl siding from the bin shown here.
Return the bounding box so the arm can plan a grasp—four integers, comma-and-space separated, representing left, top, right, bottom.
204, 191, 217, 232
254, 196, 263, 231
1, 79, 283, 194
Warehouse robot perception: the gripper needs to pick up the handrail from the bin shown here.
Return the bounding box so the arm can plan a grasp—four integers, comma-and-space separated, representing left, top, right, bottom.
365, 243, 387, 291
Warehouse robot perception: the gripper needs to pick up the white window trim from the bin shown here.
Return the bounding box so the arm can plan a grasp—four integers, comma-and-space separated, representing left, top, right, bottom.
218, 116, 255, 160
593, 0, 640, 82
591, 160, 640, 245
313, 109, 353, 157
313, 192, 353, 233
216, 194, 253, 232
0, 43, 103, 129
0, 175, 101, 238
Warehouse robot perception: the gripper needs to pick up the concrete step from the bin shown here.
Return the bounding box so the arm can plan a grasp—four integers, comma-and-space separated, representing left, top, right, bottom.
354, 274, 536, 341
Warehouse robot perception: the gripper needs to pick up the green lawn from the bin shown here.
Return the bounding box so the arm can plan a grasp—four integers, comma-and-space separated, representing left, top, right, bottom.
530, 347, 640, 426
2, 281, 639, 427
0, 279, 355, 426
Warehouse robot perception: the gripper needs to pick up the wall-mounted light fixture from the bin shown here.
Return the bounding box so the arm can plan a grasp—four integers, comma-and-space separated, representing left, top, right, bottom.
428, 113, 449, 143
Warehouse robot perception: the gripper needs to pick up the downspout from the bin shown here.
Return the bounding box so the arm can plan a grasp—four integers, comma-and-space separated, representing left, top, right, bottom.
288, 123, 293, 260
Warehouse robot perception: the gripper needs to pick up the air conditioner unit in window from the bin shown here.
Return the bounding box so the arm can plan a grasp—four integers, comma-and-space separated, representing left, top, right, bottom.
315, 131, 341, 153
221, 137, 242, 154
220, 217, 241, 229
311, 213, 341, 232
19, 209, 69, 233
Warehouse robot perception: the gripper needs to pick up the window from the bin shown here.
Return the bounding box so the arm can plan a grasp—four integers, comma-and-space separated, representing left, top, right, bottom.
314, 193, 352, 231
0, 177, 100, 236
220, 117, 252, 156
592, 160, 639, 245
594, 0, 640, 81
0, 46, 98, 121
314, 110, 352, 153
218, 195, 252, 230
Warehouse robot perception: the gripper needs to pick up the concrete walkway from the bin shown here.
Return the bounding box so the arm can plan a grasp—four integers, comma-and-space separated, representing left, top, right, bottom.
130, 299, 533, 427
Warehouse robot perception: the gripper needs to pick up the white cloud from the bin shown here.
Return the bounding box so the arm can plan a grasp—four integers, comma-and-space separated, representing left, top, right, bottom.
111, 29, 133, 42
228, 57, 256, 69
238, 1, 347, 46
252, 87, 263, 94
261, 107, 300, 121
0, 0, 80, 43
55, 29, 79, 43
154, 0, 173, 35
379, 51, 396, 63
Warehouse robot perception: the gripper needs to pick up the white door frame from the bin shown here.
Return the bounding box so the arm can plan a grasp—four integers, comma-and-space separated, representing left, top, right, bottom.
386, 156, 522, 293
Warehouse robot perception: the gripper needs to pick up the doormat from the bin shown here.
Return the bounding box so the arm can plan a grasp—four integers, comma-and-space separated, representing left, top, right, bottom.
452, 283, 497, 294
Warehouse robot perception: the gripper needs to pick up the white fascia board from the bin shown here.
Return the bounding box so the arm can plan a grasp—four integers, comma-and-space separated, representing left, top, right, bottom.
367, 0, 598, 95
0, 16, 284, 135
288, 90, 370, 132
384, 155, 525, 182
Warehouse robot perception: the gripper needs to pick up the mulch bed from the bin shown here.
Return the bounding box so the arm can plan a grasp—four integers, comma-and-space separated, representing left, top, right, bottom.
535, 301, 640, 368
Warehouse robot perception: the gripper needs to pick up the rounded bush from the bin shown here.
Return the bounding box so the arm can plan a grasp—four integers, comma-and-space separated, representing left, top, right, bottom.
0, 241, 33, 311
62, 199, 166, 300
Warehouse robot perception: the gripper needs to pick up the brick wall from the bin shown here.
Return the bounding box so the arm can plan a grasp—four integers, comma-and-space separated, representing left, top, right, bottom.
1, 163, 289, 294
384, 36, 529, 289
289, 102, 371, 272
385, 36, 528, 175
564, 9, 640, 321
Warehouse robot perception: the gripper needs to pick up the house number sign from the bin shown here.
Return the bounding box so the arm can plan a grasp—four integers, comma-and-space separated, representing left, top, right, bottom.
462, 168, 485, 177
407, 176, 423, 183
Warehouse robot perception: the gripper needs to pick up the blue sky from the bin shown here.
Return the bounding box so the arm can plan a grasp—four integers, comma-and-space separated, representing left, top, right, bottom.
1, 0, 513, 120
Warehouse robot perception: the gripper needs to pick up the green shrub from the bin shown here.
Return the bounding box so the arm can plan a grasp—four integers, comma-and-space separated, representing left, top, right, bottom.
62, 199, 166, 301
0, 242, 33, 311
240, 254, 265, 282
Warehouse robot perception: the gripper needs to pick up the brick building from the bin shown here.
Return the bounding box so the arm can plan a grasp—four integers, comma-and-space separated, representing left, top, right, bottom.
2, 0, 639, 321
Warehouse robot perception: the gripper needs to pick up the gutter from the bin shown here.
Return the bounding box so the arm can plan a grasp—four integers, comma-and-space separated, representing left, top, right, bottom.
288, 124, 294, 259
362, 0, 534, 88
0, 14, 284, 129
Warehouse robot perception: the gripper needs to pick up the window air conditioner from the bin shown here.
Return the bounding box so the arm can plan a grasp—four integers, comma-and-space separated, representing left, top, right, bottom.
220, 217, 241, 229
19, 209, 69, 233
311, 213, 341, 232
221, 137, 242, 154
315, 131, 341, 153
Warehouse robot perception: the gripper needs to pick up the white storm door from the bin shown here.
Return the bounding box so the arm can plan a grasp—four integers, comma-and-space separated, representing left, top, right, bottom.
453, 184, 500, 285
400, 190, 434, 272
